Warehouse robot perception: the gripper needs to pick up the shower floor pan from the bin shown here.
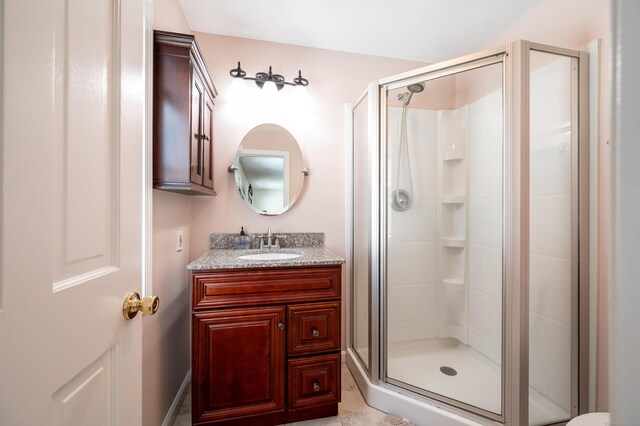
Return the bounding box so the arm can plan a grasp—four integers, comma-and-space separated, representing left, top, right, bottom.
387, 338, 570, 425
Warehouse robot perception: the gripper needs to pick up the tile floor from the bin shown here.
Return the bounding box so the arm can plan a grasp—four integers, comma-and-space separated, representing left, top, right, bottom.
171, 364, 415, 426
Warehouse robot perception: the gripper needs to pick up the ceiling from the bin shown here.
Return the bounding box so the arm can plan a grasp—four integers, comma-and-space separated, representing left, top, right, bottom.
179, 0, 543, 63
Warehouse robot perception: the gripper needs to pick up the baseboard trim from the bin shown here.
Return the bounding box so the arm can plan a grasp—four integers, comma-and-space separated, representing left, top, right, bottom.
341, 349, 346, 363
161, 369, 191, 426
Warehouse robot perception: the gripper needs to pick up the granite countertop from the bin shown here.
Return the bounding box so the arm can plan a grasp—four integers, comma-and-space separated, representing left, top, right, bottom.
187, 247, 345, 270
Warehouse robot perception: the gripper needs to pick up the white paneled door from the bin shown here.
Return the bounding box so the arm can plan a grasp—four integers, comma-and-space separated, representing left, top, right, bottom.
1, 0, 147, 425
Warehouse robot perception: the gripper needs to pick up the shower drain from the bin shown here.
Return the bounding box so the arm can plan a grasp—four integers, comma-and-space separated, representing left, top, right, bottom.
440, 366, 458, 376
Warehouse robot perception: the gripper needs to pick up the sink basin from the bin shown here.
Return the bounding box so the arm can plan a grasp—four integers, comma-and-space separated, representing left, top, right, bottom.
239, 252, 302, 261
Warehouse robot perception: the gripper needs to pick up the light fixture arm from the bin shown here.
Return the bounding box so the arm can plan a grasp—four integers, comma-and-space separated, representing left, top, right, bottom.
229, 61, 246, 79
229, 62, 309, 90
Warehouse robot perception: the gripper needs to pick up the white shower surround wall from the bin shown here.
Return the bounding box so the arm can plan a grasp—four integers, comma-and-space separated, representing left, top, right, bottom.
387, 107, 439, 344
386, 93, 503, 359
468, 89, 504, 366
386, 85, 504, 415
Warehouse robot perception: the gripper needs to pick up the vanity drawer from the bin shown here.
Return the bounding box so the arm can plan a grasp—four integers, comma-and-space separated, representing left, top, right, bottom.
193, 266, 341, 310
287, 353, 340, 411
288, 302, 340, 355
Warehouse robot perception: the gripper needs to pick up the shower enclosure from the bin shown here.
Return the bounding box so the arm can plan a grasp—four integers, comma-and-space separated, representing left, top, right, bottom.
348, 41, 589, 426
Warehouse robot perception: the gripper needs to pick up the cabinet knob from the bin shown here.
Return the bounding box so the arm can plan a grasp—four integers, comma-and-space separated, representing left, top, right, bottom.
202, 134, 210, 141
193, 133, 200, 139
278, 323, 285, 330
313, 382, 320, 392
312, 329, 320, 337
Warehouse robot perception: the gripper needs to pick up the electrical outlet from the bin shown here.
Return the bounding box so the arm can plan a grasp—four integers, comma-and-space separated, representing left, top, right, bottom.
177, 230, 184, 252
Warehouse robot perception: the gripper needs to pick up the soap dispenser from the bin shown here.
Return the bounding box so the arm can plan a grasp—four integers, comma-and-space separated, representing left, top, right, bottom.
235, 227, 251, 250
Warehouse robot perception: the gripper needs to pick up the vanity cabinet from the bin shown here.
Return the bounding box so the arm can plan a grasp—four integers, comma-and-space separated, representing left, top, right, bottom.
191, 265, 342, 425
153, 30, 217, 195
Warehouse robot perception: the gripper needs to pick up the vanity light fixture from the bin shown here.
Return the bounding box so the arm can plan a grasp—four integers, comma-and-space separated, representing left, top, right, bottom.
229, 62, 309, 90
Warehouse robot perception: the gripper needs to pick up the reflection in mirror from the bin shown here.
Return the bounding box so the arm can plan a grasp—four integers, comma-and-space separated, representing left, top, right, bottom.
233, 123, 305, 215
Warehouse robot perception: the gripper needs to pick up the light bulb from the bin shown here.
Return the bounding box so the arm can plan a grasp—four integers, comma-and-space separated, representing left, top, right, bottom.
263, 80, 278, 97
293, 84, 310, 107
229, 77, 248, 98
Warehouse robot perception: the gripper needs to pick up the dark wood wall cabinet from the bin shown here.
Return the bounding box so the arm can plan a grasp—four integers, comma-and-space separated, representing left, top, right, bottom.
153, 30, 217, 195
192, 265, 342, 425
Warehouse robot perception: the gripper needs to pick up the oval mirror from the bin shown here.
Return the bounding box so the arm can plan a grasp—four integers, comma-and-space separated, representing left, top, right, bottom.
232, 123, 306, 215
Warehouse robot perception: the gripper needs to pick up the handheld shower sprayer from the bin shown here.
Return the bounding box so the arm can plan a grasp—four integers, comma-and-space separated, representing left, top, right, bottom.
392, 82, 425, 212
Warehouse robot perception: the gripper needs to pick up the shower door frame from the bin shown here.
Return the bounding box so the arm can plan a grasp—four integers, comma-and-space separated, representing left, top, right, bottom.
349, 40, 590, 426
502, 41, 590, 426
349, 82, 381, 376
379, 47, 509, 424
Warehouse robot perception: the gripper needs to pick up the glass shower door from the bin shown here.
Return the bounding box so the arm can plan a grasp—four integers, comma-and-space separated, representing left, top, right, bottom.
352, 92, 371, 369
384, 60, 505, 418
528, 50, 579, 426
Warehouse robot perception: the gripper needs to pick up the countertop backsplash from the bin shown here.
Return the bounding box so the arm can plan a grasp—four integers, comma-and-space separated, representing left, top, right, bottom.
210, 232, 325, 250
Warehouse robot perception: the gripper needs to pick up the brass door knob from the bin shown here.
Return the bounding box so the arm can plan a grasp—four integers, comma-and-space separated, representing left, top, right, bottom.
122, 292, 160, 320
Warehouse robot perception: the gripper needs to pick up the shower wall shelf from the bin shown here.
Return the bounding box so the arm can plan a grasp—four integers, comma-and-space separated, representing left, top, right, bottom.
442, 278, 464, 286
441, 238, 466, 248
437, 107, 470, 348
443, 160, 466, 195
441, 196, 465, 204
441, 204, 466, 240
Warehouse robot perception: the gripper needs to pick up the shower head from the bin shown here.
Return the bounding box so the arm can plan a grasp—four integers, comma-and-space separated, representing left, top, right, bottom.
407, 82, 425, 93
397, 82, 425, 106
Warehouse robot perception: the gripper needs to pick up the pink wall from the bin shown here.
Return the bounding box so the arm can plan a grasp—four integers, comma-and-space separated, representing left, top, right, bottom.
153, 0, 191, 34
143, 1, 193, 425
144, 191, 192, 426
188, 33, 427, 259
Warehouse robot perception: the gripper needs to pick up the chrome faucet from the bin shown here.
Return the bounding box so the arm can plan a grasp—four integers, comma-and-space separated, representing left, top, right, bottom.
258, 228, 274, 249
258, 228, 286, 249
266, 228, 273, 247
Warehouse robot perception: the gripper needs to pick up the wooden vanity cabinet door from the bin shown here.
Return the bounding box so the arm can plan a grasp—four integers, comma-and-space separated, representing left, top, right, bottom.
192, 306, 286, 424
190, 69, 204, 186
202, 90, 214, 189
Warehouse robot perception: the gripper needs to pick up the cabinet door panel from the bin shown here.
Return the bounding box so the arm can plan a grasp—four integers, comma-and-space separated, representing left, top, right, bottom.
203, 91, 214, 189
190, 69, 204, 185
193, 307, 285, 423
